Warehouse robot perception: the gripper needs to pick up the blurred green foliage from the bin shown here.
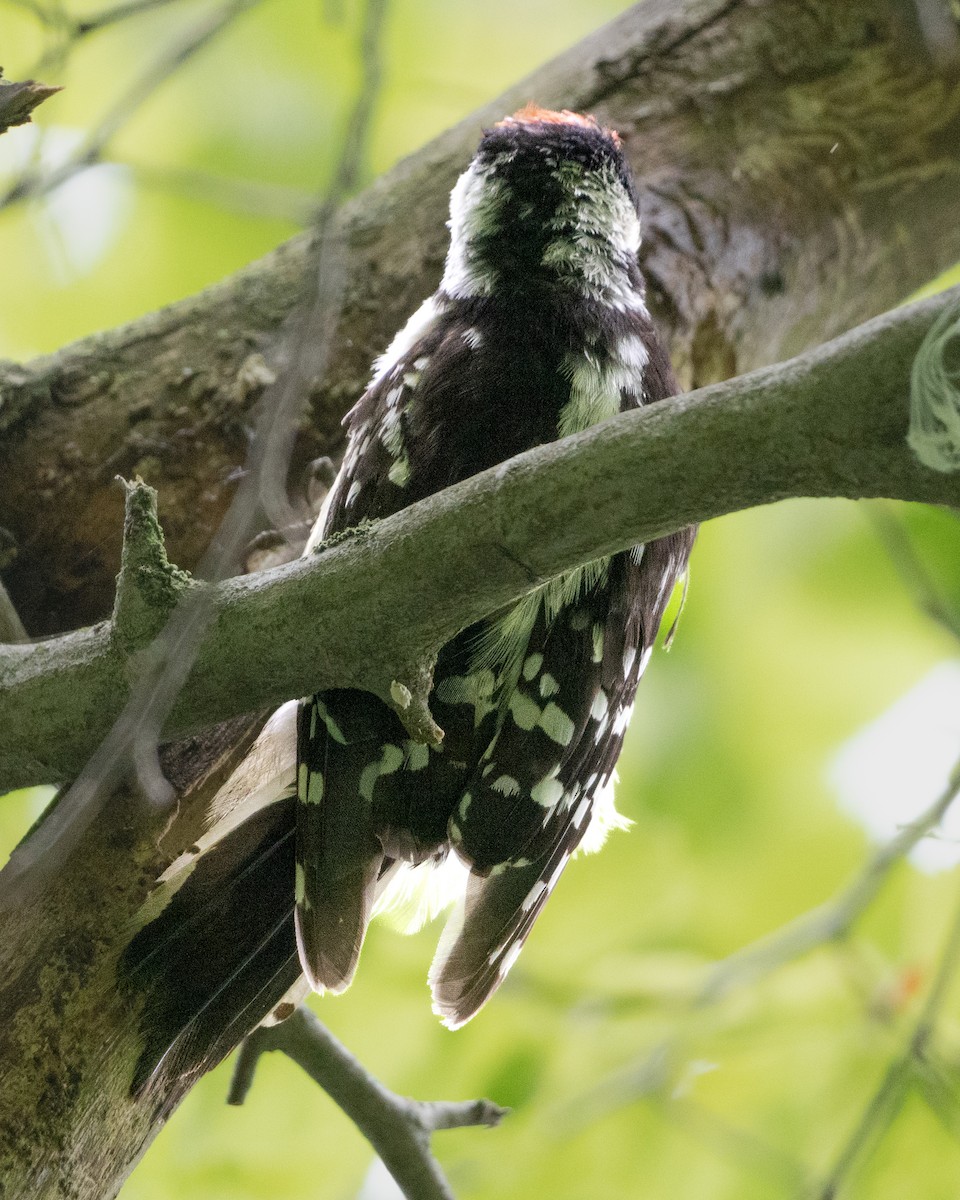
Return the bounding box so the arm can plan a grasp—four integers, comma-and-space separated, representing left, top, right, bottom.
3, 1, 960, 1196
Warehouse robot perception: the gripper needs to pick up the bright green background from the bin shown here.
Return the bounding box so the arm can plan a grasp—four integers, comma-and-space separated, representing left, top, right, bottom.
3, 2, 960, 1196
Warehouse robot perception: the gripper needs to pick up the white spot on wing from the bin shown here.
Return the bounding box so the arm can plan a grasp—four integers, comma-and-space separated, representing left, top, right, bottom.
531, 775, 565, 807
540, 701, 575, 746
613, 702, 634, 736
499, 941, 523, 977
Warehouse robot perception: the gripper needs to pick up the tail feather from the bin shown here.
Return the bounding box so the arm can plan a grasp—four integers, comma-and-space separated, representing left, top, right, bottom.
122, 797, 300, 1103
429, 810, 582, 1029
295, 693, 387, 992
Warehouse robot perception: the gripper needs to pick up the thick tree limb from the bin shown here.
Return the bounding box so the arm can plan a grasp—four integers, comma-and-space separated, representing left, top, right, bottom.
2, 0, 959, 633
2, 285, 959, 793
229, 1008, 507, 1200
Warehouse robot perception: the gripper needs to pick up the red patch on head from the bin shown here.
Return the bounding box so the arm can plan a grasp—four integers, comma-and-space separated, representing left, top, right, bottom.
497, 104, 620, 145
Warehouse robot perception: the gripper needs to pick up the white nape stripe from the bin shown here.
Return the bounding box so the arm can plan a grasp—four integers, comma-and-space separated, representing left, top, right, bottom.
440, 159, 503, 300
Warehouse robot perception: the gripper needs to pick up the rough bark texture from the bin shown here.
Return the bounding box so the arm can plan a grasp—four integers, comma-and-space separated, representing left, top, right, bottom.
0, 721, 264, 1200
2, 0, 959, 634
1, 0, 959, 1197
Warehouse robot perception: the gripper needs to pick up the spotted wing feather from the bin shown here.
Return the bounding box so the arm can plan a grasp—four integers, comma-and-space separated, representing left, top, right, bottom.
429, 329, 695, 1025
124, 797, 301, 1105
295, 302, 487, 989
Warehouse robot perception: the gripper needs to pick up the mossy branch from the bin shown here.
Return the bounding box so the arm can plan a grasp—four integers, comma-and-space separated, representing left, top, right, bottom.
2, 284, 960, 793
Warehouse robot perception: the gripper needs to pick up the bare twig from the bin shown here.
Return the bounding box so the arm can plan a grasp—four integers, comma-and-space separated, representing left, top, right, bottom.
250, 0, 386, 539
0, 0, 261, 209
696, 760, 960, 1008
866, 502, 960, 643
228, 1007, 507, 1200
815, 882, 960, 1199
75, 0, 189, 36
127, 159, 316, 223
663, 1097, 811, 1194
584, 759, 960, 1121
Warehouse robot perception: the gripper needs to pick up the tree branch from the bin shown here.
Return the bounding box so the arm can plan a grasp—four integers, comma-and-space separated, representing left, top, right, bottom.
2, 285, 959, 793
2, 0, 958, 633
228, 1007, 506, 1200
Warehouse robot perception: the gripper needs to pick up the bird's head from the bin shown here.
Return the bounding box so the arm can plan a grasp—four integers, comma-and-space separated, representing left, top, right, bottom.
440, 105, 643, 308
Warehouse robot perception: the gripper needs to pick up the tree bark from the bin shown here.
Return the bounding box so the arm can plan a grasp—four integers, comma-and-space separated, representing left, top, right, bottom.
1, 0, 958, 634
1, 1, 960, 1197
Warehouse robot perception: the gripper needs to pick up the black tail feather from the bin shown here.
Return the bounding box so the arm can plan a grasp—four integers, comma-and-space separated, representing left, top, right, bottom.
122, 797, 301, 1106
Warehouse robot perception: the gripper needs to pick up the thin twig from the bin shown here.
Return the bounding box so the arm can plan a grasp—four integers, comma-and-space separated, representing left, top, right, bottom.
696, 760, 960, 1007
75, 0, 189, 36
127, 160, 315, 223
663, 1097, 811, 1194
582, 760, 960, 1120
248, 0, 387, 539
228, 1008, 507, 1200
866, 502, 960, 644
0, 0, 262, 210
815, 881, 960, 1198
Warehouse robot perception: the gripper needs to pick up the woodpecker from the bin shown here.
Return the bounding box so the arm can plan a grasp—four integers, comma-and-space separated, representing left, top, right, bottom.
124, 106, 695, 1096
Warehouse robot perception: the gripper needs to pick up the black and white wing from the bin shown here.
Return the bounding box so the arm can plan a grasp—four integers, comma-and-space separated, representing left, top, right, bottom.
428, 529, 693, 1027
295, 294, 487, 992
428, 328, 696, 1027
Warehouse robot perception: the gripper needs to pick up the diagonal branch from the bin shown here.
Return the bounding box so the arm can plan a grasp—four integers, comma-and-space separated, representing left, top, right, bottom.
2, 0, 959, 634
578, 755, 960, 1121
228, 1007, 506, 1200
2, 285, 960, 797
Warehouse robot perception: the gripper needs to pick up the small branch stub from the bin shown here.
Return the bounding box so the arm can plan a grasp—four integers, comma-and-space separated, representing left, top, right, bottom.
389, 662, 444, 749
112, 477, 192, 654
227, 1006, 506, 1200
